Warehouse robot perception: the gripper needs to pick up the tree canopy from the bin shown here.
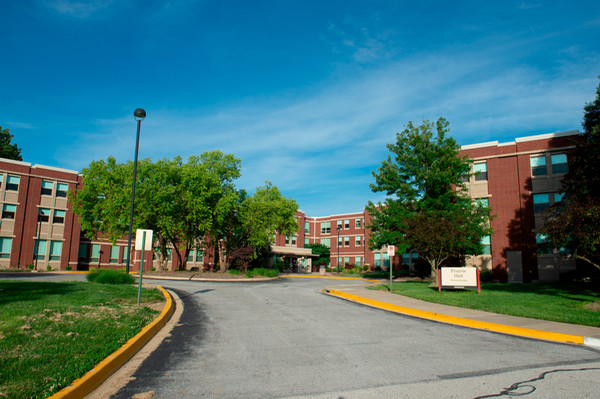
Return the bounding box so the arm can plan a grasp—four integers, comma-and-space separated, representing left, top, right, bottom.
541, 79, 600, 271
366, 118, 493, 282
0, 127, 23, 161
69, 152, 298, 271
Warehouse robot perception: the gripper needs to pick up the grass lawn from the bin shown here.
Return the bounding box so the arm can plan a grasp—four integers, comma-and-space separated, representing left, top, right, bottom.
370, 281, 600, 327
0, 280, 164, 399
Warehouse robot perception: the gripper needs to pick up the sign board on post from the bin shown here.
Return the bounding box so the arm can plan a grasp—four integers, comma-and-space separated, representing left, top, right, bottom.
387, 245, 395, 291
439, 267, 480, 293
135, 229, 153, 251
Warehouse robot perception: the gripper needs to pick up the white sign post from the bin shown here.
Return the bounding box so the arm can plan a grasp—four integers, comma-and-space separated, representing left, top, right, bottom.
135, 229, 153, 305
387, 245, 395, 291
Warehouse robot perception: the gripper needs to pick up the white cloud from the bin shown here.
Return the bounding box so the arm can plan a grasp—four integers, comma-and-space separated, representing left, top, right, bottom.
37, 0, 116, 18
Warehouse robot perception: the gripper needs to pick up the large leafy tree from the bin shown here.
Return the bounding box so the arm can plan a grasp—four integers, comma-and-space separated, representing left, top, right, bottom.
367, 118, 493, 282
0, 127, 23, 161
238, 181, 299, 261
541, 79, 600, 271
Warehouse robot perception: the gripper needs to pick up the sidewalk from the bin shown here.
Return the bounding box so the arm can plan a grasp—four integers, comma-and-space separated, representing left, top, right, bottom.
324, 283, 600, 349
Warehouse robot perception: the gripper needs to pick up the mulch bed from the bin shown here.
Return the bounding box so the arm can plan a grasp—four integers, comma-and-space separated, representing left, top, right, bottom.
143, 270, 251, 279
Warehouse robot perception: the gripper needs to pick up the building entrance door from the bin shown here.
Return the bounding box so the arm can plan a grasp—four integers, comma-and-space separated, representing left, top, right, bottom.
506, 250, 523, 283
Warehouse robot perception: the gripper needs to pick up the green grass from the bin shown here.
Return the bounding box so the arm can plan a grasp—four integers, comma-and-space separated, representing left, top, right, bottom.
0, 281, 164, 399
370, 281, 600, 327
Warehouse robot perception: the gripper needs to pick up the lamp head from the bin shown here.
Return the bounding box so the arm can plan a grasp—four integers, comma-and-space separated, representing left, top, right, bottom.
134, 108, 146, 121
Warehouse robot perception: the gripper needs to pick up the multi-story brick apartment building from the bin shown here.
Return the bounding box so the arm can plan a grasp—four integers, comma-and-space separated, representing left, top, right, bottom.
0, 129, 580, 281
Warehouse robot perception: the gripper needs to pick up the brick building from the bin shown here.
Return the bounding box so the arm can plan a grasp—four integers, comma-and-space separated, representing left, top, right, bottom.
0, 129, 580, 281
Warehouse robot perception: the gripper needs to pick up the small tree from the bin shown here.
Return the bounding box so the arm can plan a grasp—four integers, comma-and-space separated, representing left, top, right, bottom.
0, 127, 23, 161
367, 118, 493, 283
306, 243, 330, 268
541, 78, 600, 271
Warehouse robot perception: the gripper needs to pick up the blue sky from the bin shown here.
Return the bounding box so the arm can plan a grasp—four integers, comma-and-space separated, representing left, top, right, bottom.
1, 1, 599, 216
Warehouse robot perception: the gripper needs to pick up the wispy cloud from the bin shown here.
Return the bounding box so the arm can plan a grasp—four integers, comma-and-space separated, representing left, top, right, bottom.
36, 0, 116, 18
50, 41, 598, 215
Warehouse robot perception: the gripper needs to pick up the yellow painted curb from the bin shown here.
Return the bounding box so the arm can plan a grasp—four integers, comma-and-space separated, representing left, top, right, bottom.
327, 289, 585, 346
281, 275, 377, 282
49, 286, 175, 399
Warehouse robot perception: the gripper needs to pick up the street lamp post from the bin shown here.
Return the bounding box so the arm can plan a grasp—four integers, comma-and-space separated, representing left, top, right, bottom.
126, 108, 146, 274
337, 225, 341, 273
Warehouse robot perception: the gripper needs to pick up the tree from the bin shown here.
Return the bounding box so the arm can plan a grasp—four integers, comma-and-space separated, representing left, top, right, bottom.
0, 127, 23, 161
305, 243, 330, 265
541, 79, 600, 271
366, 118, 493, 283
238, 181, 299, 261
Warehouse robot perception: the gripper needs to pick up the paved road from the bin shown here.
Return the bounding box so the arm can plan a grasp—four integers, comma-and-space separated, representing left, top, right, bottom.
113, 277, 600, 398
3, 274, 600, 398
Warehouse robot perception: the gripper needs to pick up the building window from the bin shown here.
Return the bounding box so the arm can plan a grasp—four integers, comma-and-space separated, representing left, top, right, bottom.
187, 251, 194, 262
2, 204, 16, 219
90, 244, 100, 263
35, 240, 47, 261
536, 234, 553, 255
355, 218, 361, 228
49, 241, 62, 261
0, 237, 12, 258
320, 238, 330, 248
196, 250, 203, 261
304, 238, 309, 246
473, 162, 488, 181
304, 221, 309, 234
53, 209, 65, 224
41, 181, 54, 196
476, 198, 489, 207
110, 246, 119, 263
337, 257, 342, 267
320, 222, 331, 235
551, 153, 568, 174
533, 193, 550, 213
344, 219, 350, 229
285, 236, 290, 245
38, 208, 50, 222
383, 253, 390, 268
344, 236, 350, 246
481, 235, 491, 255
123, 246, 129, 262
344, 256, 350, 266
531, 156, 547, 176
374, 253, 381, 267
78, 243, 88, 260
554, 192, 564, 203
355, 256, 361, 266
6, 176, 20, 191
56, 183, 68, 198
337, 220, 342, 230
355, 235, 362, 246
337, 236, 343, 247
291, 235, 297, 246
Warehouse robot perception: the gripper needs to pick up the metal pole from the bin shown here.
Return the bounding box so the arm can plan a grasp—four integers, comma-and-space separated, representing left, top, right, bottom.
137, 230, 146, 306
126, 119, 142, 274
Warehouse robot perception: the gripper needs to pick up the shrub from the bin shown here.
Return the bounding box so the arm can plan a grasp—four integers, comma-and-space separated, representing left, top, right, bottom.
245, 268, 279, 278
362, 265, 368, 272
46, 265, 52, 271
480, 270, 493, 282
87, 268, 134, 285
65, 265, 72, 271
228, 269, 241, 275
151, 267, 156, 272
28, 264, 34, 270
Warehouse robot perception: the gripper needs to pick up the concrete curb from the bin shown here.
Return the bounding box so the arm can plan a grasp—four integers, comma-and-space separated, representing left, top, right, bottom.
143, 275, 279, 282
280, 274, 378, 282
49, 285, 175, 399
325, 288, 591, 347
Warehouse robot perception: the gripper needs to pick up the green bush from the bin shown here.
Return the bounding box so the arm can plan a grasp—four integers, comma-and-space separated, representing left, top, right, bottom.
46, 265, 52, 271
28, 264, 34, 270
66, 265, 72, 271
228, 269, 241, 275
480, 270, 493, 282
245, 268, 279, 278
87, 268, 134, 285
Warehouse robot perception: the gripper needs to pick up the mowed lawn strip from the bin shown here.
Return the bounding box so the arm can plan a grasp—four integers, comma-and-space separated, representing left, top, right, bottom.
0, 281, 164, 399
370, 281, 600, 327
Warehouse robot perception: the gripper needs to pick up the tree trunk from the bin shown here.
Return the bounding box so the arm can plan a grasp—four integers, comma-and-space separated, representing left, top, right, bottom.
219, 240, 228, 272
